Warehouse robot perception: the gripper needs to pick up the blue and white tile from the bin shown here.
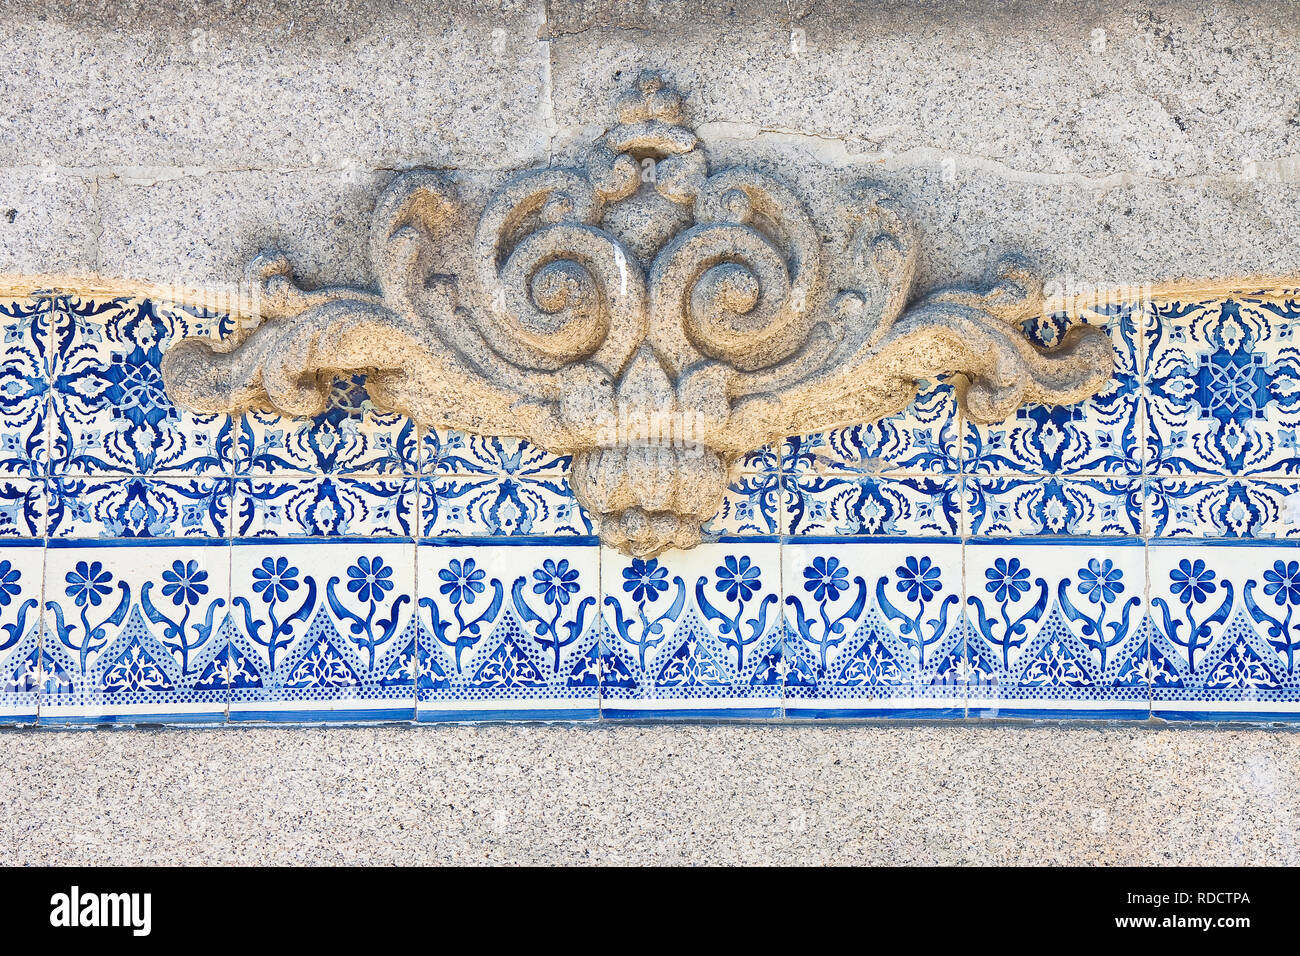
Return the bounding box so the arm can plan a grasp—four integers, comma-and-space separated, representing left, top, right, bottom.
966, 477, 1143, 537
965, 305, 1145, 476
602, 544, 783, 719
965, 540, 1148, 719
420, 476, 593, 537
1149, 541, 1300, 722
40, 541, 231, 724
0, 541, 45, 722
1146, 296, 1300, 476
420, 429, 568, 475
235, 477, 416, 537
782, 540, 965, 718
228, 541, 416, 721
47, 476, 230, 538
48, 296, 233, 476
701, 466, 783, 537
0, 479, 46, 537
786, 476, 960, 537
237, 374, 417, 475
786, 381, 960, 476
1145, 478, 1300, 538
416, 542, 600, 721
0, 296, 51, 476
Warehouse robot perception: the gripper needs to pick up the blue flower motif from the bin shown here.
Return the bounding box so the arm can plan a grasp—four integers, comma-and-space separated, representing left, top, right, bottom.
1169, 558, 1216, 606
66, 560, 112, 608
895, 555, 941, 602
252, 556, 299, 605
439, 557, 485, 606
623, 557, 668, 603
533, 558, 580, 607
1262, 560, 1300, 607
715, 554, 762, 602
347, 555, 394, 604
1076, 558, 1123, 605
161, 559, 209, 607
0, 560, 19, 608
804, 555, 848, 603
985, 557, 1031, 603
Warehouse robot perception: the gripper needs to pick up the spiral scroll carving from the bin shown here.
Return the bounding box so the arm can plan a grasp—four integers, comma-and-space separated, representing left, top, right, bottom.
161, 71, 1113, 556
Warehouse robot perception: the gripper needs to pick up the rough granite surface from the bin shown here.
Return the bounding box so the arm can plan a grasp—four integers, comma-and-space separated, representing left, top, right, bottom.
2, 0, 1299, 864
1, 724, 1297, 865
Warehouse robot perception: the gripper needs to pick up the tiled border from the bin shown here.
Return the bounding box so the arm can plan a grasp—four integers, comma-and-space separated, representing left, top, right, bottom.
0, 291, 1298, 723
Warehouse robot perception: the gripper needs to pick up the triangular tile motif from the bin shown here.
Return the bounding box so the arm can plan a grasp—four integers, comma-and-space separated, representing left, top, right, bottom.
471, 636, 546, 688
656, 615, 728, 687
1017, 605, 1093, 688
97, 607, 179, 694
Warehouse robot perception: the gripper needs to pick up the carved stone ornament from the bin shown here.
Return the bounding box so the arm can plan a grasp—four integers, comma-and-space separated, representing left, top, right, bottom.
162, 72, 1113, 556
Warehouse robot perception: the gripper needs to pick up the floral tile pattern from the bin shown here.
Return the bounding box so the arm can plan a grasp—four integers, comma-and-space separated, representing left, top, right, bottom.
965, 540, 1149, 719
601, 544, 782, 718
783, 541, 965, 717
1149, 542, 1300, 721
3, 288, 1300, 723
416, 543, 600, 720
40, 541, 231, 724
420, 476, 593, 537
237, 374, 418, 475
228, 542, 416, 721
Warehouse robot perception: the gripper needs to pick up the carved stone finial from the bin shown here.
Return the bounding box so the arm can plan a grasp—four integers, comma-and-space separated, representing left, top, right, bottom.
161, 72, 1113, 556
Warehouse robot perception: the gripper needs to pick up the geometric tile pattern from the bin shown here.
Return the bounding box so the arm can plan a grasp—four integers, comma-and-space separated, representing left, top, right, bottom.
3, 290, 1300, 722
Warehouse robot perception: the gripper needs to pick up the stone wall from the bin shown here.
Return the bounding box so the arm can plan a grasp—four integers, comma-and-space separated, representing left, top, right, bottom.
1, 0, 1299, 861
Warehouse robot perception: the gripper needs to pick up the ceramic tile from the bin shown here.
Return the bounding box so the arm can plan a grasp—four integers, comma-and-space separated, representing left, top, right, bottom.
0, 541, 44, 722
782, 540, 965, 717
419, 429, 568, 475
964, 540, 1149, 719
39, 540, 231, 724
234, 477, 416, 537
701, 467, 783, 537
236, 374, 417, 475
601, 544, 783, 718
228, 541, 416, 721
964, 305, 1145, 476
1145, 478, 1300, 538
966, 477, 1142, 537
47, 476, 230, 538
416, 542, 600, 720
420, 476, 593, 537
1149, 541, 1300, 721
1146, 296, 1300, 476
787, 380, 960, 476
786, 475, 960, 537
48, 296, 233, 476
0, 296, 51, 477
0, 479, 46, 537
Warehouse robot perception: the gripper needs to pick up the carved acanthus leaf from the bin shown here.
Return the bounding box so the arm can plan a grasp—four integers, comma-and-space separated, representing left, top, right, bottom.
161, 71, 1112, 556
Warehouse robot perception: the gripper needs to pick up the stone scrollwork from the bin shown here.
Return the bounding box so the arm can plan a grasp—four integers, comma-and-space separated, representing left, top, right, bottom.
162, 71, 1113, 556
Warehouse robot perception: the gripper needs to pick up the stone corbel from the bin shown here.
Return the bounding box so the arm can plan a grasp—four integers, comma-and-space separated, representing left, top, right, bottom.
161, 72, 1112, 556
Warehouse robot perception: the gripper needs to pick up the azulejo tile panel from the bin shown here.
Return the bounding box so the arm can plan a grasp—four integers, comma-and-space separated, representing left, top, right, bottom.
782, 540, 965, 718
229, 541, 417, 722
965, 539, 1149, 719
1146, 297, 1300, 476
40, 540, 232, 724
601, 543, 783, 718
1148, 541, 1300, 722
2, 288, 1300, 723
49, 296, 233, 476
417, 542, 600, 721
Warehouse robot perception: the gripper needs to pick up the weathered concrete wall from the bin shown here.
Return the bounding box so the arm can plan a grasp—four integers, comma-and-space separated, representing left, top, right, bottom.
3, 0, 1299, 293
